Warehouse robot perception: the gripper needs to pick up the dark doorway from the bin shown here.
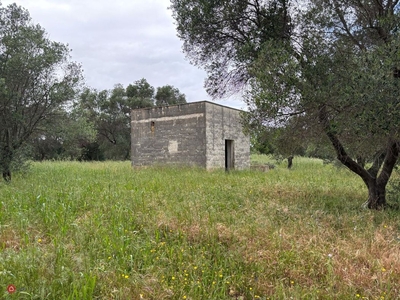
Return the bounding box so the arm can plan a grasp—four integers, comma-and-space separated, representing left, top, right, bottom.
225, 140, 234, 171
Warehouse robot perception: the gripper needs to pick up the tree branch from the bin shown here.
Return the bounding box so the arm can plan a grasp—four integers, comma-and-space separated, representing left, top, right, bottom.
333, 3, 366, 51
276, 110, 306, 117
377, 140, 399, 187
319, 104, 371, 184
367, 150, 386, 177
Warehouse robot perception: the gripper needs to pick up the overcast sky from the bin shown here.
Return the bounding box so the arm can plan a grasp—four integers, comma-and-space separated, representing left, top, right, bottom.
1, 0, 245, 109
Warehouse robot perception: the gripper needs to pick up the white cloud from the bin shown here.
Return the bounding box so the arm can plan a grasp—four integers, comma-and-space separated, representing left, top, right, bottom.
1, 0, 245, 109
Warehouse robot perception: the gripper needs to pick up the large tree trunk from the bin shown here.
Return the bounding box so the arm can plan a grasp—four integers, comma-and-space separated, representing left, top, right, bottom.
366, 180, 386, 209
1, 146, 12, 182
319, 105, 399, 209
287, 156, 293, 169
2, 168, 11, 182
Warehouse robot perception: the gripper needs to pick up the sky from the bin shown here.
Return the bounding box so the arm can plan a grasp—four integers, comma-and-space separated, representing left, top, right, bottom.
1, 0, 245, 109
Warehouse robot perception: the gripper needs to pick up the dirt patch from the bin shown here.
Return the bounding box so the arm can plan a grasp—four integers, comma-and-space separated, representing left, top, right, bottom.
0, 227, 22, 251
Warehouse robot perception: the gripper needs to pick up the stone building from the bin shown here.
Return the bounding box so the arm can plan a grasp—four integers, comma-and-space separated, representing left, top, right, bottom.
131, 101, 250, 170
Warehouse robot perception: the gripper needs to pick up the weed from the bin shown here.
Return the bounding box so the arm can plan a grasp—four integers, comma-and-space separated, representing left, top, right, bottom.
0, 159, 399, 299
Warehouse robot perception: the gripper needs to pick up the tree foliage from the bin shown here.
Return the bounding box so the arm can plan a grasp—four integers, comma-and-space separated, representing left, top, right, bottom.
126, 78, 155, 109
246, 0, 400, 209
170, 0, 291, 98
171, 0, 400, 209
77, 80, 188, 160
30, 108, 96, 160
0, 3, 82, 180
78, 86, 132, 160
155, 85, 186, 106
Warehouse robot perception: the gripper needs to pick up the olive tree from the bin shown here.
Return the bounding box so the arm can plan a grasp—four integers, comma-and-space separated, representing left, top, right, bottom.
78, 79, 155, 160
246, 1, 400, 209
155, 85, 186, 106
171, 0, 400, 209
170, 0, 292, 98
0, 3, 82, 180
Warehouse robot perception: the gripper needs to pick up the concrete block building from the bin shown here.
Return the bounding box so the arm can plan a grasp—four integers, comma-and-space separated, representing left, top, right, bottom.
131, 101, 250, 170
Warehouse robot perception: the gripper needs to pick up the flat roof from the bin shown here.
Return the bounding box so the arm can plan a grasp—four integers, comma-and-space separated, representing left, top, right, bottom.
131, 100, 245, 113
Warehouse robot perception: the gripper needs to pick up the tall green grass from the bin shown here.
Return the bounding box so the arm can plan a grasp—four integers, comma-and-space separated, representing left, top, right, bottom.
0, 158, 399, 299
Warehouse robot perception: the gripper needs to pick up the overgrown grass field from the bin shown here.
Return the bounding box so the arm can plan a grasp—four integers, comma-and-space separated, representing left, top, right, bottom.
0, 157, 399, 299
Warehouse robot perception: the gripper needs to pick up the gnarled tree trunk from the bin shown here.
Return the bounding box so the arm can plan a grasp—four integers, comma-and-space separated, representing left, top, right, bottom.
287, 156, 294, 169
366, 180, 387, 210
1, 146, 12, 182
319, 105, 399, 209
2, 169, 11, 182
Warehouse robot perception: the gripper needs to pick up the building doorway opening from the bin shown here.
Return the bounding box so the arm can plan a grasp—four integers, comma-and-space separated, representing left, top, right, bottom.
225, 139, 234, 171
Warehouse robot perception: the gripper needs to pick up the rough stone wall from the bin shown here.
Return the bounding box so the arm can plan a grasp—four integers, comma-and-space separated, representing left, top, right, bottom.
205, 102, 250, 170
131, 102, 207, 167
131, 101, 250, 169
